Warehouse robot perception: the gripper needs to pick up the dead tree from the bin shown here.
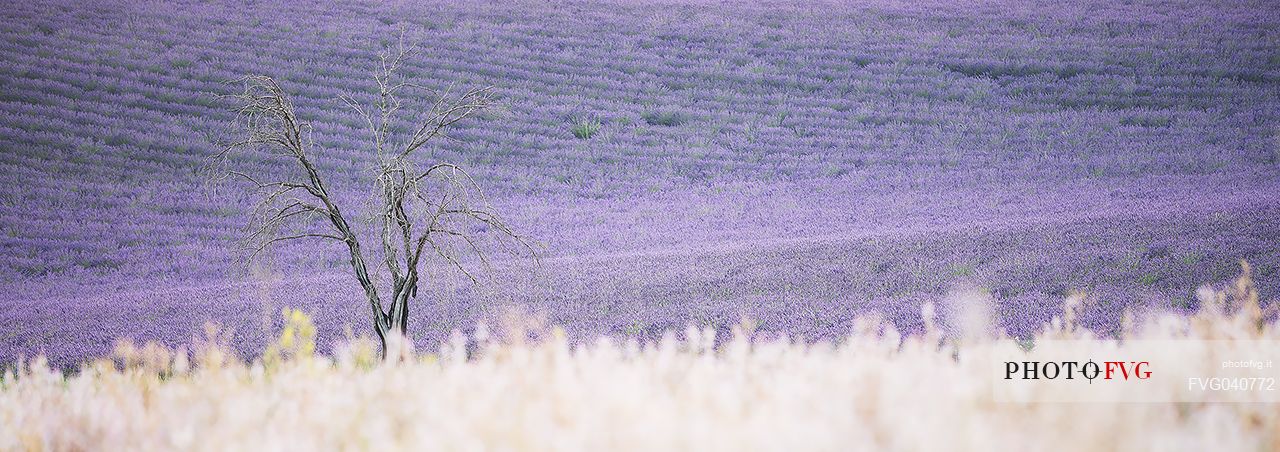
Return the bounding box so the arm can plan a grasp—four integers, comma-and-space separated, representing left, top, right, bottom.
210, 36, 535, 358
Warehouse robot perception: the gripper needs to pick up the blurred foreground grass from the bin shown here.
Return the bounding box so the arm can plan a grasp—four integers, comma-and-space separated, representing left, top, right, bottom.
1, 263, 1277, 451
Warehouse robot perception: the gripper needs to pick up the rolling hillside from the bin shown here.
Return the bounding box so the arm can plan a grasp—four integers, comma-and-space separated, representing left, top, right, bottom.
0, 0, 1277, 364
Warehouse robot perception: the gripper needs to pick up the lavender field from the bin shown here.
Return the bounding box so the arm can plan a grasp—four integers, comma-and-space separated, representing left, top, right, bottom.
0, 0, 1278, 366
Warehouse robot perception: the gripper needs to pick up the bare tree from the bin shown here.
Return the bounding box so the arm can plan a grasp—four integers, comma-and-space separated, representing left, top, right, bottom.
209, 35, 535, 358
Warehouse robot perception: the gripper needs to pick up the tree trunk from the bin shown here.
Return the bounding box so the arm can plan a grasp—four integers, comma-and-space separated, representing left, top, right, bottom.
375, 275, 418, 360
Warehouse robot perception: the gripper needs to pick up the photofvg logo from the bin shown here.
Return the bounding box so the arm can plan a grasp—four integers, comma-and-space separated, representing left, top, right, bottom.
984, 340, 1280, 403
1004, 360, 1151, 383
